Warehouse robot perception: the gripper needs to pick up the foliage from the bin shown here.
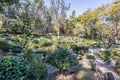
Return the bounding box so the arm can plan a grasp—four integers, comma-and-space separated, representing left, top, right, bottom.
0, 56, 31, 80
58, 42, 72, 49
0, 38, 10, 52
0, 0, 19, 12
3, 21, 23, 34
32, 39, 39, 44
112, 49, 120, 57
46, 47, 78, 71
70, 45, 88, 54
50, 0, 70, 37
15, 35, 32, 49
73, 24, 85, 37
101, 50, 114, 61
25, 49, 47, 78
92, 42, 104, 48
84, 39, 95, 47
86, 55, 96, 60
39, 38, 53, 47
10, 44, 23, 53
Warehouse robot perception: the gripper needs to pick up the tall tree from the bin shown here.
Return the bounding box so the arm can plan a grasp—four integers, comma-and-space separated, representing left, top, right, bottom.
49, 0, 70, 37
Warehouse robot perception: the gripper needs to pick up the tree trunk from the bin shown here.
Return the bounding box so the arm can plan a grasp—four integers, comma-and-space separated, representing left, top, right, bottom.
57, 23, 60, 38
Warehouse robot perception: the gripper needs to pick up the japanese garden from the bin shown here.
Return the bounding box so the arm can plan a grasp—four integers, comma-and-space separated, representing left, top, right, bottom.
0, 0, 120, 80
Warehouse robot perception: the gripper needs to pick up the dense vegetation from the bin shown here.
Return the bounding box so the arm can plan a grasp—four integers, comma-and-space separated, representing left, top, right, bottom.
0, 56, 31, 80
0, 0, 120, 80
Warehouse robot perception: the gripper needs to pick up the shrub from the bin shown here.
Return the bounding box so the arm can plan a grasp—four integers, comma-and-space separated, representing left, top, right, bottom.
58, 42, 71, 49
101, 50, 114, 61
0, 38, 10, 52
92, 42, 104, 48
46, 47, 78, 71
70, 45, 81, 54
39, 38, 52, 47
11, 44, 23, 53
112, 49, 120, 57
25, 49, 47, 78
0, 56, 31, 80
70, 45, 88, 54
84, 40, 94, 47
42, 46, 53, 51
86, 55, 96, 60
32, 39, 39, 44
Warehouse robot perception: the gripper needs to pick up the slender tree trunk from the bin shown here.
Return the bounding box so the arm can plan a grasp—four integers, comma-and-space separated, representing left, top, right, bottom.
57, 23, 60, 38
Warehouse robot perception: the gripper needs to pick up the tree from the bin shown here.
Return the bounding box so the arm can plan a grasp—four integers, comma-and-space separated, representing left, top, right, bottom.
0, 0, 19, 13
77, 9, 99, 39
49, 0, 70, 37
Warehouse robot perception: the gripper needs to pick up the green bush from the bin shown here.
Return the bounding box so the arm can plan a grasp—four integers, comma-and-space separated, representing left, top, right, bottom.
0, 38, 10, 52
70, 45, 88, 54
92, 42, 104, 48
39, 38, 52, 47
58, 42, 71, 49
70, 45, 81, 54
11, 44, 23, 53
0, 56, 31, 80
42, 46, 53, 51
84, 40, 94, 47
86, 55, 96, 60
25, 49, 47, 78
32, 39, 39, 44
112, 49, 120, 57
46, 47, 78, 71
101, 50, 114, 61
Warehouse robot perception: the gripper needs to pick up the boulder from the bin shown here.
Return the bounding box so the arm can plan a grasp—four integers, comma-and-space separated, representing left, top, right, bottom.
46, 64, 59, 80
46, 64, 59, 75
69, 64, 82, 73
104, 72, 115, 80
17, 53, 24, 57
33, 50, 49, 54
6, 52, 13, 55
106, 58, 116, 66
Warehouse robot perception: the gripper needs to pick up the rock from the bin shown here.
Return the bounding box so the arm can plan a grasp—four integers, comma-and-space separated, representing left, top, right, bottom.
69, 64, 82, 73
17, 53, 24, 57
4, 37, 12, 41
104, 72, 115, 80
46, 64, 59, 79
33, 50, 49, 54
75, 54, 81, 60
46, 64, 59, 75
101, 48, 106, 51
106, 58, 116, 66
6, 52, 13, 55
